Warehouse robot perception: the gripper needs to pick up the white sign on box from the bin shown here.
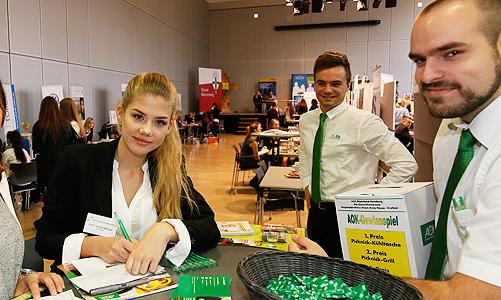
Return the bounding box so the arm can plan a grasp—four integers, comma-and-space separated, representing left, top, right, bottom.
335, 182, 436, 279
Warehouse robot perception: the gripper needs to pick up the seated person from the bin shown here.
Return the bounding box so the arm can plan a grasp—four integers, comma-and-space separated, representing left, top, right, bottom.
35, 73, 220, 275
240, 123, 266, 170
394, 116, 413, 153
266, 101, 279, 129
184, 112, 195, 124
3, 130, 31, 166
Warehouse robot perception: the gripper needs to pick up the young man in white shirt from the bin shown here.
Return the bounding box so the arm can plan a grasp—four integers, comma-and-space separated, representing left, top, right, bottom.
292, 0, 501, 298
298, 51, 417, 257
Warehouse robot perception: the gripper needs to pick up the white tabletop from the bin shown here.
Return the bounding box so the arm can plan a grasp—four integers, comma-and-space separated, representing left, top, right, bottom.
259, 166, 302, 190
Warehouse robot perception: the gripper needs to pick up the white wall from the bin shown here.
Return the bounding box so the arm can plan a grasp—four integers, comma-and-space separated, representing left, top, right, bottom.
0, 0, 209, 131
209, 0, 434, 112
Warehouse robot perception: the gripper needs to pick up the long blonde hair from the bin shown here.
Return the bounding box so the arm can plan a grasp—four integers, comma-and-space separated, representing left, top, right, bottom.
60, 98, 86, 137
123, 72, 193, 220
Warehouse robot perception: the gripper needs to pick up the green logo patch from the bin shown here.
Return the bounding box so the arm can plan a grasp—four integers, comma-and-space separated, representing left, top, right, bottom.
420, 220, 435, 246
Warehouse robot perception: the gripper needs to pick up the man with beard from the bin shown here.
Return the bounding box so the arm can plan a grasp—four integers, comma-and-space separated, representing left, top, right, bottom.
297, 51, 417, 258
291, 0, 501, 298
405, 0, 501, 298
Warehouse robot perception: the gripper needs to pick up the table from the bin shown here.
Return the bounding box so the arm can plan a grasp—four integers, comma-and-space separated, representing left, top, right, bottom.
66, 245, 269, 299
257, 166, 303, 226
251, 131, 300, 165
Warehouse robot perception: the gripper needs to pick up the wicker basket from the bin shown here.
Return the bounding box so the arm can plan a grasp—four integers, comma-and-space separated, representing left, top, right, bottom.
237, 251, 423, 300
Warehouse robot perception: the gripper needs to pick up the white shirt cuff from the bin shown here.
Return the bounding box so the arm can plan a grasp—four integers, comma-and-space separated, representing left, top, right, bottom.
161, 219, 191, 267
457, 255, 501, 287
62, 233, 87, 264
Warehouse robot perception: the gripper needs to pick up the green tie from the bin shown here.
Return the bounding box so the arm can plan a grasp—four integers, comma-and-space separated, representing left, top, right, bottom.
311, 112, 327, 204
425, 129, 476, 280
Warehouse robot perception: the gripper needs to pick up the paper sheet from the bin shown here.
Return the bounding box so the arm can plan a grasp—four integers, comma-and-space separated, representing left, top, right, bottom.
71, 257, 114, 276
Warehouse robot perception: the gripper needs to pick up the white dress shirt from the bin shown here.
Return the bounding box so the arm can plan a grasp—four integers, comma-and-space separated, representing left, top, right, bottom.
62, 160, 190, 266
299, 102, 417, 201
433, 96, 501, 286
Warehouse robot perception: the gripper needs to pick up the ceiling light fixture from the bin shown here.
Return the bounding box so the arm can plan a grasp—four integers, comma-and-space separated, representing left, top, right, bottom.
285, 0, 293, 7
253, 13, 259, 19
357, 0, 368, 11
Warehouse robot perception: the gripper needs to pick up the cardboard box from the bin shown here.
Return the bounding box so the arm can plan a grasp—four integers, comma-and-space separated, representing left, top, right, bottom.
335, 182, 436, 279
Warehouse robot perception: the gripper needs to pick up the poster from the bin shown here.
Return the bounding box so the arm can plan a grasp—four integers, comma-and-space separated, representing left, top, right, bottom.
41, 85, 64, 102
291, 74, 314, 105
2, 84, 20, 134
258, 79, 277, 101
70, 85, 85, 120
198, 67, 222, 113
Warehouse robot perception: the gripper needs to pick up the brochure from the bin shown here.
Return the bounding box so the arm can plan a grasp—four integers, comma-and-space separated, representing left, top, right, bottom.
58, 261, 177, 299
217, 221, 255, 236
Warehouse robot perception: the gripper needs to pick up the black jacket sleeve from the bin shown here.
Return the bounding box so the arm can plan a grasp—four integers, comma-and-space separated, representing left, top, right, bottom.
180, 175, 220, 252
34, 146, 83, 261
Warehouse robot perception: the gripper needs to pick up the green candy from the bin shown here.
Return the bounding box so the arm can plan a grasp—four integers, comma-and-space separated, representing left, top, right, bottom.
265, 273, 384, 300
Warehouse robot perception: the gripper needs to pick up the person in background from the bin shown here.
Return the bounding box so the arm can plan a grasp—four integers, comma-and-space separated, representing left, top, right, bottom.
84, 117, 95, 143
3, 130, 31, 166
266, 101, 279, 129
60, 98, 86, 144
309, 99, 319, 111
79, 98, 85, 121
296, 99, 308, 115
185, 112, 195, 124
394, 116, 414, 153
35, 72, 220, 275
32, 96, 74, 197
268, 118, 280, 130
394, 98, 411, 127
240, 122, 264, 170
285, 101, 296, 124
297, 51, 417, 258
253, 91, 263, 113
268, 91, 277, 101
0, 82, 64, 300
210, 102, 220, 120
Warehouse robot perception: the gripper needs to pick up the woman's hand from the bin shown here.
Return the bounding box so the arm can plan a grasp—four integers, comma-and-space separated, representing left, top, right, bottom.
125, 222, 178, 275
81, 236, 135, 263
288, 235, 328, 257
14, 272, 65, 299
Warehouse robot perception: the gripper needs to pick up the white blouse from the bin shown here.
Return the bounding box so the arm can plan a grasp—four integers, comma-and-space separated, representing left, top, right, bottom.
62, 160, 190, 266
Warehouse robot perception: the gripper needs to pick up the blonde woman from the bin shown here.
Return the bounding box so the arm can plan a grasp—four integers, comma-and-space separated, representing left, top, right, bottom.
59, 98, 86, 143
35, 73, 220, 275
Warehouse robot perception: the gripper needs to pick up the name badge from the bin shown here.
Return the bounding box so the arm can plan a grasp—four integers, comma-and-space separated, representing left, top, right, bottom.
83, 213, 117, 237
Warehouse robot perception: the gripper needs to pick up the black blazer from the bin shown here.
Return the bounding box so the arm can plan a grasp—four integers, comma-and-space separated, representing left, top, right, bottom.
34, 139, 220, 267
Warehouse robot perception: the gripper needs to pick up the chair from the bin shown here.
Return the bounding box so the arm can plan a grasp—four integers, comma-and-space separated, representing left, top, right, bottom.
230, 144, 258, 193
9, 161, 37, 211
253, 166, 304, 227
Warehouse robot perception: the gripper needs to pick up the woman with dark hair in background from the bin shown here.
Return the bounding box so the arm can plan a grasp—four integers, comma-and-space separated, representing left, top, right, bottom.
309, 99, 319, 111
0, 82, 64, 300
3, 130, 31, 166
32, 96, 74, 196
60, 98, 86, 144
296, 99, 308, 115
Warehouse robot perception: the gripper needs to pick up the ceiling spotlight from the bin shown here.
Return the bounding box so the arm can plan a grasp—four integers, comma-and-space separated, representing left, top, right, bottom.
286, 0, 293, 6
417, 1, 423, 8
253, 13, 259, 19
340, 0, 346, 11
293, 0, 306, 15
373, 0, 382, 8
385, 0, 397, 8
326, 0, 333, 3
357, 0, 368, 11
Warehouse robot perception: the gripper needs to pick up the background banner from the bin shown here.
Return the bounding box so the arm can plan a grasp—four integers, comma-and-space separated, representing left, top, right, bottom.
199, 67, 222, 113
2, 84, 20, 134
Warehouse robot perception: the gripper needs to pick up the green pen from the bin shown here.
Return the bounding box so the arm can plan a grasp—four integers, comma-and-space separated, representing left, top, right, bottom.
459, 196, 466, 210
12, 287, 45, 300
114, 212, 131, 242
452, 198, 459, 211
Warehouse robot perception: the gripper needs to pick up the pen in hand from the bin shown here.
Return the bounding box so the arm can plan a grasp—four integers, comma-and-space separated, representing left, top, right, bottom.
114, 212, 131, 242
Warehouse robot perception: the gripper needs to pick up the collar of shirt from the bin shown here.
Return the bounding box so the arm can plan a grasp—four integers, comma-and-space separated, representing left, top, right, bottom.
320, 101, 348, 120
448, 95, 501, 149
